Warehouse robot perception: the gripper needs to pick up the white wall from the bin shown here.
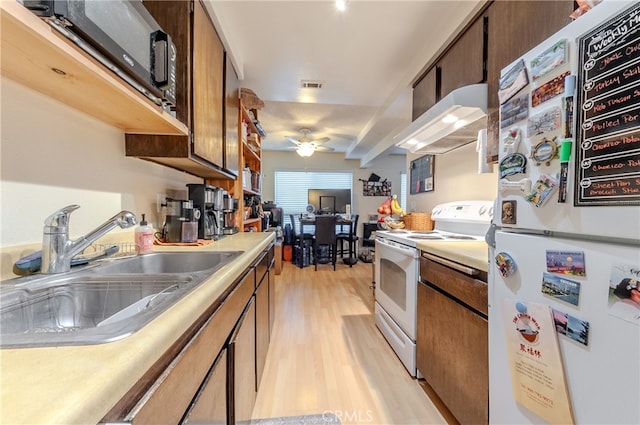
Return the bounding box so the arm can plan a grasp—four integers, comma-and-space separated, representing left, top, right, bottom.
261, 150, 407, 225
406, 143, 498, 213
0, 78, 202, 247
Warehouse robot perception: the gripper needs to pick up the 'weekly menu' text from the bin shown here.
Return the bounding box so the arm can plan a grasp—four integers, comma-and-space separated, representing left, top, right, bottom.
575, 2, 640, 206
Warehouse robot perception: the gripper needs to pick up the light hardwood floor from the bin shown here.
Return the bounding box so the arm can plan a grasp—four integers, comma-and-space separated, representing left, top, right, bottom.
252, 259, 456, 425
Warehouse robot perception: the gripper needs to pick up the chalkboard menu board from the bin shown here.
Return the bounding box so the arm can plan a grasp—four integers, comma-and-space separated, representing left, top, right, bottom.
410, 154, 434, 194
575, 2, 640, 206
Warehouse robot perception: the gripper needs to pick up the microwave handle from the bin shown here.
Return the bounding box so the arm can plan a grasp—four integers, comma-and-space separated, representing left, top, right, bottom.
151, 30, 170, 89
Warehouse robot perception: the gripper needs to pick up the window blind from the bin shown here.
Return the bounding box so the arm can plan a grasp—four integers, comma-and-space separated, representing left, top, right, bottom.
400, 172, 407, 211
274, 171, 353, 223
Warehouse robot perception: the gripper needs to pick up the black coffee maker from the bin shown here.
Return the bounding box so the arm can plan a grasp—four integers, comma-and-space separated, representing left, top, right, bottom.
187, 184, 223, 239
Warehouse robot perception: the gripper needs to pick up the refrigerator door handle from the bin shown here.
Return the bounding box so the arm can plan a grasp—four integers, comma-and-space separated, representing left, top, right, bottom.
485, 223, 497, 248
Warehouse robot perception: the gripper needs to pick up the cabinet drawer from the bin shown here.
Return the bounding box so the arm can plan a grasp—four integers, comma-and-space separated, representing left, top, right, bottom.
255, 251, 269, 287
122, 271, 255, 424
420, 256, 487, 316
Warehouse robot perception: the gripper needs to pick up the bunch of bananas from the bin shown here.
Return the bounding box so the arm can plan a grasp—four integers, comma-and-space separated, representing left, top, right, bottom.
391, 194, 405, 216
385, 218, 406, 229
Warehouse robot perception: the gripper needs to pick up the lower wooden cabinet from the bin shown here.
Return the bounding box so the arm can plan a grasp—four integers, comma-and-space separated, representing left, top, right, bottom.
417, 280, 488, 425
182, 349, 228, 425
268, 258, 275, 335
101, 245, 276, 425
229, 297, 256, 425
255, 273, 269, 388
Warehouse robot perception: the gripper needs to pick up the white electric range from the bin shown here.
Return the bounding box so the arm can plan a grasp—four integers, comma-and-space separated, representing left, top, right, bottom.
374, 200, 493, 377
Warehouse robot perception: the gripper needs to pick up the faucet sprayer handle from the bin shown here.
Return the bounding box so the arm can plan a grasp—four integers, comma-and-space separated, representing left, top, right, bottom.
44, 205, 80, 233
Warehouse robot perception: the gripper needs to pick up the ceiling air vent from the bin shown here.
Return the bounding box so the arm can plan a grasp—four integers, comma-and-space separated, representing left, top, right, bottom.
301, 80, 323, 89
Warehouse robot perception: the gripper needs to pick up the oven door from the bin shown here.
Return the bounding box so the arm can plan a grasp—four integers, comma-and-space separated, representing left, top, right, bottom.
374, 238, 419, 339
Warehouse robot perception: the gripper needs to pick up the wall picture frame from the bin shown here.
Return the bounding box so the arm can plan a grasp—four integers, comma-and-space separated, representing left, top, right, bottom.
410, 154, 435, 194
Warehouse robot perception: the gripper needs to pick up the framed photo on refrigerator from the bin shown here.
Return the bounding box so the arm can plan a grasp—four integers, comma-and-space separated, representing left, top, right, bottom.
410, 154, 434, 194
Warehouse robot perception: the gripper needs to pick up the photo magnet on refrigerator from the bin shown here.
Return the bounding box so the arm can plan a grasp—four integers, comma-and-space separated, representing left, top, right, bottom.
503, 127, 522, 154
499, 153, 528, 179
608, 263, 640, 325
546, 250, 586, 276
526, 174, 558, 207
541, 272, 581, 307
496, 252, 517, 277
501, 200, 517, 224
530, 39, 568, 81
552, 308, 590, 346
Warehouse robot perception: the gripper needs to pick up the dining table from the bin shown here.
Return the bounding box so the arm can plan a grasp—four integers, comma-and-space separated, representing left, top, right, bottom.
298, 215, 353, 268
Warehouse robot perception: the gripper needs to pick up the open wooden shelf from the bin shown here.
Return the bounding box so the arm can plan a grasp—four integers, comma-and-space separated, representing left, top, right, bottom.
1, 1, 188, 136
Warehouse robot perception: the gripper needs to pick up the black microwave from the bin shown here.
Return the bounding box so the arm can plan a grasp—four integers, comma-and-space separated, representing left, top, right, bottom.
24, 0, 176, 109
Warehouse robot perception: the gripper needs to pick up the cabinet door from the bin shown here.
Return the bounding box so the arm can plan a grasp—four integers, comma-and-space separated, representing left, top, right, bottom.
412, 67, 438, 121
417, 281, 488, 425
224, 53, 240, 176
437, 16, 485, 98
192, 0, 224, 168
182, 349, 228, 425
268, 259, 275, 332
256, 274, 269, 389
484, 0, 574, 111
229, 297, 256, 425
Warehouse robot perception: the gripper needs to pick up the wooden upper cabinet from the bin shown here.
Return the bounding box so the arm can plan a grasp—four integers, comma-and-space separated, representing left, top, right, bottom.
192, 0, 224, 168
437, 16, 486, 99
412, 15, 485, 120
483, 0, 574, 161
412, 67, 438, 121
484, 0, 575, 112
125, 0, 234, 180
224, 54, 240, 177
0, 1, 187, 136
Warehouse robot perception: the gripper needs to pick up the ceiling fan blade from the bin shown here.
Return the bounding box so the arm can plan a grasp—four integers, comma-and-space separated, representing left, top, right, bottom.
309, 137, 330, 145
314, 146, 335, 152
285, 136, 302, 145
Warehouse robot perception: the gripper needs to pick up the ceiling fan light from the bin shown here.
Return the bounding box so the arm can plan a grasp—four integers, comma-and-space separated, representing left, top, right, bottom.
297, 142, 315, 157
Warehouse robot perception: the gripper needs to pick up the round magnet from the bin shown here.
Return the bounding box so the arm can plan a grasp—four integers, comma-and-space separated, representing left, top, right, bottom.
495, 252, 517, 277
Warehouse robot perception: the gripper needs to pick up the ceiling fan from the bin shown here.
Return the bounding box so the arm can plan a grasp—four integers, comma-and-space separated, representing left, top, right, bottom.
285, 128, 334, 157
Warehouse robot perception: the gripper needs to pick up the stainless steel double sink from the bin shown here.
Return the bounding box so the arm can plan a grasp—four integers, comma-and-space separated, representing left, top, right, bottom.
0, 251, 242, 348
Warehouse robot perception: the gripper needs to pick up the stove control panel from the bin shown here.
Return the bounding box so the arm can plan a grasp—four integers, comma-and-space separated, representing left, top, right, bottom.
431, 200, 494, 223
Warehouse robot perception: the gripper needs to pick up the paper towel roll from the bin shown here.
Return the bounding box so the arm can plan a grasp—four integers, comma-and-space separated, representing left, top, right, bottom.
476, 128, 492, 174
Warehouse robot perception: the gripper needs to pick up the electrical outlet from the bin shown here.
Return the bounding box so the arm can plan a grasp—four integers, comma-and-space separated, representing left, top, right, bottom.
156, 193, 167, 213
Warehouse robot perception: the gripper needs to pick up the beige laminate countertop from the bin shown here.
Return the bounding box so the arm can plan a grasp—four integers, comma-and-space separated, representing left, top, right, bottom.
415, 240, 490, 272
0, 232, 274, 425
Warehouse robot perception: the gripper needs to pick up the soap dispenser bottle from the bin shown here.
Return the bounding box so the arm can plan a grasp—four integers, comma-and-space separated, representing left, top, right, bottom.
135, 213, 154, 254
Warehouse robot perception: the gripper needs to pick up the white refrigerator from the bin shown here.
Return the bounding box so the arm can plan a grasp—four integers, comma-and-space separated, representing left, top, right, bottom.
489, 1, 640, 424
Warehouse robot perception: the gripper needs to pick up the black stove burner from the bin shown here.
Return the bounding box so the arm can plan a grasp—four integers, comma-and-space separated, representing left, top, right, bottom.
444, 235, 477, 240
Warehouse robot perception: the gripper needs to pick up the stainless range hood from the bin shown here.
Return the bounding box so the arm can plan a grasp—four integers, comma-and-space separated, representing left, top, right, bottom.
394, 83, 487, 154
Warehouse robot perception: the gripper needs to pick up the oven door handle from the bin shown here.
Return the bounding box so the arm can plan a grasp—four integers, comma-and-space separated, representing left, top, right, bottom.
376, 238, 418, 257
421, 252, 479, 276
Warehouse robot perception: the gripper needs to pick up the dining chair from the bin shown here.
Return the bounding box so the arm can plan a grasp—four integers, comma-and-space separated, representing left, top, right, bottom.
337, 214, 359, 267
290, 214, 314, 267
313, 215, 337, 270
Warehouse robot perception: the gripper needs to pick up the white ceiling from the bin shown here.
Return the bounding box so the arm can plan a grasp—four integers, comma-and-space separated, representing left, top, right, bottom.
207, 0, 485, 167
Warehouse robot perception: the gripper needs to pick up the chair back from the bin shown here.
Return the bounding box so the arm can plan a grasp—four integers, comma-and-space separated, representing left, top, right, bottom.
338, 214, 359, 239
314, 215, 337, 245
290, 214, 314, 238
350, 214, 359, 237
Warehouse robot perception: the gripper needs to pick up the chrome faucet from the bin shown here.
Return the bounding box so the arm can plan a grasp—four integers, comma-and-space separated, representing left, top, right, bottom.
41, 205, 137, 274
